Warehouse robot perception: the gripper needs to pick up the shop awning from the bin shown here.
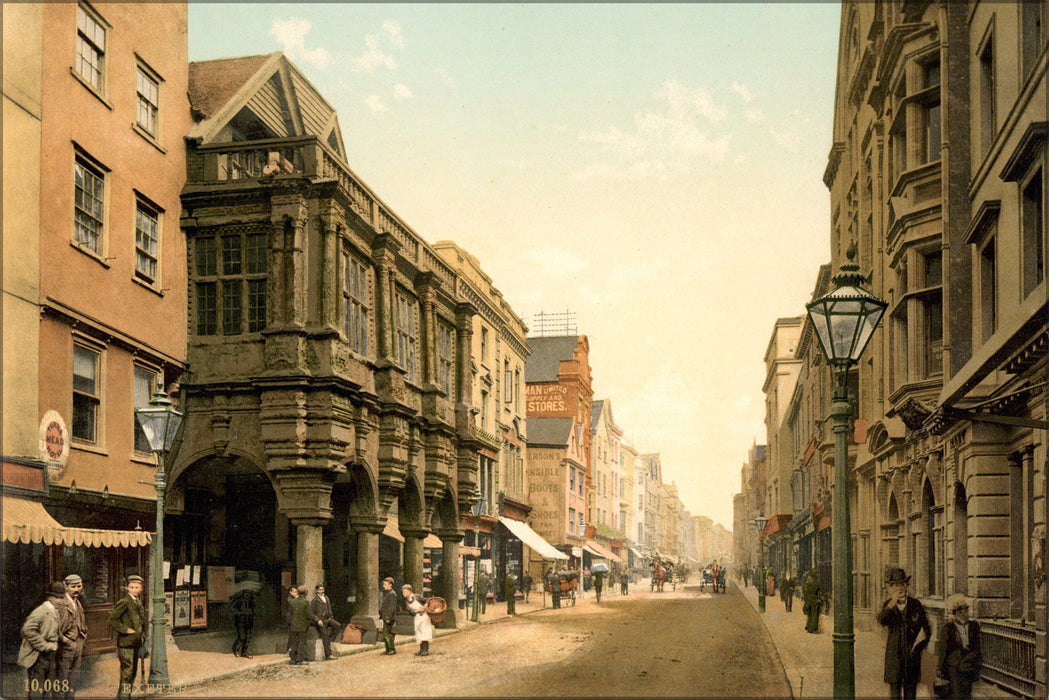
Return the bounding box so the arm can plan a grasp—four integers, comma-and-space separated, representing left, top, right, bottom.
498, 517, 568, 560
655, 552, 678, 564
583, 539, 623, 563
627, 546, 645, 560
422, 533, 442, 549
1, 495, 152, 548
381, 518, 404, 543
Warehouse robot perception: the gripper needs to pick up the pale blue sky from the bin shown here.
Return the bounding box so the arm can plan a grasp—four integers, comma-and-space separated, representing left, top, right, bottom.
189, 3, 843, 530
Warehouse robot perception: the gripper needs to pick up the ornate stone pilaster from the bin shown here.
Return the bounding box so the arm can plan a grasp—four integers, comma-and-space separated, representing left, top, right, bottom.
372, 234, 400, 366
415, 272, 439, 389
320, 219, 339, 329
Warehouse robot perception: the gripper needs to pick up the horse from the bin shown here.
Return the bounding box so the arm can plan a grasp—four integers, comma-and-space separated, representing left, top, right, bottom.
653, 562, 666, 592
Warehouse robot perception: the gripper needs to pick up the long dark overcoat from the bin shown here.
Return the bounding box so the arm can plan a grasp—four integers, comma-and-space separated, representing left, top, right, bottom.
876, 596, 931, 685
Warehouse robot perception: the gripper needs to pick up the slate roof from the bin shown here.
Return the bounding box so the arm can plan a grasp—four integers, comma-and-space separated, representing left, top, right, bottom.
590, 399, 605, 431
524, 336, 578, 383
188, 53, 275, 121
526, 417, 573, 448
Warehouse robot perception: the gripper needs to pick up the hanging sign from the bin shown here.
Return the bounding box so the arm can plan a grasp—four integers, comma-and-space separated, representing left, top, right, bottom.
39, 410, 70, 479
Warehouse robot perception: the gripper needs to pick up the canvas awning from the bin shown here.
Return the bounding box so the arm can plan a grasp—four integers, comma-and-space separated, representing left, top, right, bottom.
1, 495, 152, 548
498, 516, 568, 560
583, 539, 623, 563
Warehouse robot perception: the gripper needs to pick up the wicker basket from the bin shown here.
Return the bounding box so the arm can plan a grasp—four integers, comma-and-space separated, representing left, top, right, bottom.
425, 596, 447, 625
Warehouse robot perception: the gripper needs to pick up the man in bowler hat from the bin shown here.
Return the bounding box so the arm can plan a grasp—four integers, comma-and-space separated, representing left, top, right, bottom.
877, 567, 931, 699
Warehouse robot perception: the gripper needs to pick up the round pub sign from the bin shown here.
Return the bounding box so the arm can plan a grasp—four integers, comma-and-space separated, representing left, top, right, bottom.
39, 410, 70, 478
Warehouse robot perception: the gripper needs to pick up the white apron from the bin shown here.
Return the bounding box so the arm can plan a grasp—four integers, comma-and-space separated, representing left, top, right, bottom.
407, 595, 433, 641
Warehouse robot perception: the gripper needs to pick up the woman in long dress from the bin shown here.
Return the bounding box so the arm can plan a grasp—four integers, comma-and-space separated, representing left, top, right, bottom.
401, 585, 433, 656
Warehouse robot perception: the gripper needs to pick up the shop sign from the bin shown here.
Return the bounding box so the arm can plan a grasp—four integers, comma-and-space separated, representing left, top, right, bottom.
39, 410, 69, 479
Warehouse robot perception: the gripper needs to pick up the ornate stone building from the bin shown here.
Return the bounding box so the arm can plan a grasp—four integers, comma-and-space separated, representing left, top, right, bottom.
173, 52, 480, 640
819, 2, 1045, 694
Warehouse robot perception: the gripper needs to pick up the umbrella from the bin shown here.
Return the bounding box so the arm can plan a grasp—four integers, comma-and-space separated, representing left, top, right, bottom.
590, 563, 609, 574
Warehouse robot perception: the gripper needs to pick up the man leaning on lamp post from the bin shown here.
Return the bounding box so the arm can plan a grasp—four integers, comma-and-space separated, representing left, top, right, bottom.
876, 567, 931, 699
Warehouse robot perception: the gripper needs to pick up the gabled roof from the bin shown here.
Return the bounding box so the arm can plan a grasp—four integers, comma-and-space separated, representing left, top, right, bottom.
187, 52, 346, 159
525, 336, 579, 383
590, 399, 604, 431
526, 417, 574, 448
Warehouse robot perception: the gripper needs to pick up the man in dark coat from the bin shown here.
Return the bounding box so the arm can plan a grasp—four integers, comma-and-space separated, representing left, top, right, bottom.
287, 585, 310, 664
780, 573, 796, 613
593, 570, 604, 603
379, 577, 399, 655
546, 568, 560, 609
107, 575, 147, 699
309, 584, 340, 660
939, 593, 982, 699
522, 572, 533, 603
876, 568, 931, 699
504, 571, 517, 615
229, 582, 256, 658
56, 573, 87, 699
802, 569, 823, 633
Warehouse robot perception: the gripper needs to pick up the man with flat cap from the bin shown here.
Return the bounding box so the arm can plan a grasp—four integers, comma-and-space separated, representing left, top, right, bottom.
107, 575, 147, 699
379, 577, 399, 655
19, 582, 65, 699
56, 573, 87, 698
877, 567, 931, 699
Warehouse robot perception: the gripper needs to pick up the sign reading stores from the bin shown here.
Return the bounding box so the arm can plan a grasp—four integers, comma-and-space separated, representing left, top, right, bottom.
526, 384, 569, 415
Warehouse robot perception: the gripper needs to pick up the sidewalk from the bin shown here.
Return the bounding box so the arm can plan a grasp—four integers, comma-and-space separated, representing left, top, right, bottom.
736, 579, 1015, 699
2, 589, 586, 699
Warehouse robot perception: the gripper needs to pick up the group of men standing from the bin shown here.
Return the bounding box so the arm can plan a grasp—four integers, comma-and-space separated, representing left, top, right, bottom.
18, 574, 88, 699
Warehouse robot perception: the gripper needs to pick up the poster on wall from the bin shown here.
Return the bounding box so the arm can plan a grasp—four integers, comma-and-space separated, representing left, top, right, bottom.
164, 592, 173, 629
190, 590, 207, 628
207, 566, 228, 602
174, 590, 191, 628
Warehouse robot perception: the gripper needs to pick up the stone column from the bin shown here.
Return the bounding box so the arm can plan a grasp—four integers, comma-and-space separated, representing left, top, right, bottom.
350, 522, 382, 644
434, 531, 461, 628
401, 529, 426, 594
372, 235, 400, 366
294, 522, 325, 592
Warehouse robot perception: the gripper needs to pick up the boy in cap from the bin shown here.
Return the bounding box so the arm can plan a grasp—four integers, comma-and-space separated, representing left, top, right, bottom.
939, 593, 982, 699
19, 582, 65, 699
286, 585, 310, 664
107, 575, 147, 699
56, 573, 87, 699
876, 567, 931, 699
379, 577, 399, 654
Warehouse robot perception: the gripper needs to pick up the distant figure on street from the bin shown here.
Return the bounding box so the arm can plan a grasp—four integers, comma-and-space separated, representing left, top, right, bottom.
107, 575, 147, 699
476, 571, 491, 614
547, 568, 560, 609
803, 569, 823, 634
57, 573, 87, 699
229, 580, 257, 658
939, 593, 982, 699
593, 571, 604, 603
379, 577, 399, 655
522, 573, 533, 603
765, 569, 776, 597
583, 568, 591, 592
402, 584, 432, 656
780, 574, 796, 613
309, 583, 340, 661
877, 568, 931, 699
287, 585, 310, 665
718, 565, 727, 593
285, 585, 299, 654
19, 582, 64, 700
742, 565, 751, 588
504, 572, 517, 615
620, 570, 629, 595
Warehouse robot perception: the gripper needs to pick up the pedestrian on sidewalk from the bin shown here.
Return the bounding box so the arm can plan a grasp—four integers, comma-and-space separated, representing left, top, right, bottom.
765, 569, 776, 597
309, 584, 340, 661
593, 571, 604, 603
402, 584, 432, 656
877, 567, 930, 699
285, 585, 299, 654
504, 571, 517, 615
620, 570, 629, 595
802, 569, 823, 633
229, 578, 257, 658
379, 577, 398, 655
19, 581, 64, 700
56, 573, 87, 699
287, 585, 310, 665
546, 568, 561, 609
107, 575, 147, 699
522, 572, 533, 603
780, 574, 796, 613
938, 593, 981, 699
476, 571, 491, 614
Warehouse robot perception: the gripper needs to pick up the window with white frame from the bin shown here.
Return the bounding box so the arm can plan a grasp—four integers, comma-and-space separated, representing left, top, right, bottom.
134, 199, 159, 284
76, 3, 106, 92
569, 508, 576, 535
133, 365, 159, 453
135, 64, 160, 137
74, 156, 105, 254
342, 252, 370, 355
394, 290, 418, 381
437, 320, 454, 396
73, 344, 101, 443
503, 359, 512, 404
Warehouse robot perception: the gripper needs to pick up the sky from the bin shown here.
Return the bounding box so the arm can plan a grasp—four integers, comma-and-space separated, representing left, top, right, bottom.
189, 3, 843, 531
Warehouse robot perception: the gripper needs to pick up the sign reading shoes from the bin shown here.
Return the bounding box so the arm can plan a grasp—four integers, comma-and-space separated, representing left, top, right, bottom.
39, 410, 69, 478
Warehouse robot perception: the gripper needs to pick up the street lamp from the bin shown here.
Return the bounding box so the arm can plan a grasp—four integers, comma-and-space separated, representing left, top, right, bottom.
134, 380, 183, 686
804, 244, 887, 699
753, 515, 768, 613
469, 490, 486, 623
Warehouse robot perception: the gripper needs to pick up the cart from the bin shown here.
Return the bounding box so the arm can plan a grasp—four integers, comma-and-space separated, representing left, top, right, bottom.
557, 571, 578, 606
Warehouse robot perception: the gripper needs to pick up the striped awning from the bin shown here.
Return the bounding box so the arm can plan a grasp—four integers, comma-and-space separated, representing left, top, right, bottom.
1, 495, 152, 548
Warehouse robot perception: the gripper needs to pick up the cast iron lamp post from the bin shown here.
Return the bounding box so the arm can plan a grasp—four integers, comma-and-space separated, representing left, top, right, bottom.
753, 515, 768, 613
469, 491, 486, 623
134, 381, 183, 686
804, 244, 887, 699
